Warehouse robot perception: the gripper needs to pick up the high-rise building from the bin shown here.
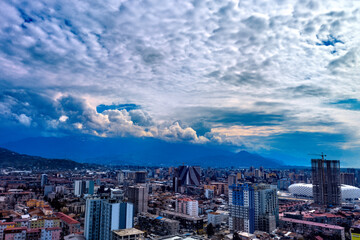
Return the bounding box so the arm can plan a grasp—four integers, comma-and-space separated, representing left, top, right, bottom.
41, 174, 48, 187
74, 180, 84, 197
173, 166, 201, 192
84, 198, 102, 240
127, 185, 148, 215
74, 180, 94, 197
85, 180, 95, 195
341, 172, 355, 186
229, 183, 278, 234
84, 198, 134, 240
228, 174, 237, 186
312, 158, 341, 206
135, 171, 147, 184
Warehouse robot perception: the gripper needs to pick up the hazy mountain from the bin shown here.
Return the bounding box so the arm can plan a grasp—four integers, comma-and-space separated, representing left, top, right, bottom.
0, 147, 87, 170
1, 136, 283, 168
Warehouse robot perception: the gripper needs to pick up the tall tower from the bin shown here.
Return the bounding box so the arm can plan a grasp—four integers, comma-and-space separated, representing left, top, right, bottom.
127, 185, 148, 215
84, 198, 134, 240
312, 157, 341, 206
229, 183, 278, 234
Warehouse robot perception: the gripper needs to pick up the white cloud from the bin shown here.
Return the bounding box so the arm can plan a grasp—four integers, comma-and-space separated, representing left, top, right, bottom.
1, 0, 360, 150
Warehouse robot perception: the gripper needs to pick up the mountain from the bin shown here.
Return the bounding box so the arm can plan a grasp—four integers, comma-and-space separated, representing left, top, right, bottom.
1, 136, 283, 168
0, 147, 88, 170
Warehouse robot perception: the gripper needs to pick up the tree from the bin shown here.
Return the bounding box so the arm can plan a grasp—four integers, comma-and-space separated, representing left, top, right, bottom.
233, 232, 241, 240
207, 223, 215, 237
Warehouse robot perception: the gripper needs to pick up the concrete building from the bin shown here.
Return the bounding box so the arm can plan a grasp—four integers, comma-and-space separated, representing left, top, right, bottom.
229, 183, 278, 234
341, 172, 355, 186
112, 228, 145, 240
74, 180, 94, 197
84, 198, 134, 240
279, 217, 345, 240
176, 198, 198, 217
311, 158, 341, 206
138, 213, 179, 236
41, 174, 48, 187
127, 185, 148, 215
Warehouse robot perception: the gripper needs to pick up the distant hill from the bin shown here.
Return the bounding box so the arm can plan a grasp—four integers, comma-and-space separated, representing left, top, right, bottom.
1, 136, 283, 168
0, 147, 87, 170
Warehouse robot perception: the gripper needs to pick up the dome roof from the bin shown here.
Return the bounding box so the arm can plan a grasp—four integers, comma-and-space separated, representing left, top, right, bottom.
288, 183, 360, 201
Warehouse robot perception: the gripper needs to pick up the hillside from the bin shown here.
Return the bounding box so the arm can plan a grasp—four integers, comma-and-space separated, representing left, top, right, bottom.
0, 147, 88, 170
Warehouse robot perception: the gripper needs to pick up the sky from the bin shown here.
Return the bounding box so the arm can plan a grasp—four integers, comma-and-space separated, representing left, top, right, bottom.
1, 0, 360, 166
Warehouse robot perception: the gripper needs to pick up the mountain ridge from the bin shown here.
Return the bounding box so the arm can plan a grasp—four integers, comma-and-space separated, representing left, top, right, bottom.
1, 136, 283, 168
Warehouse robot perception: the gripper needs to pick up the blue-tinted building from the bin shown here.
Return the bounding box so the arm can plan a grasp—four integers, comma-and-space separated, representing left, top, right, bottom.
84, 198, 134, 240
229, 183, 278, 233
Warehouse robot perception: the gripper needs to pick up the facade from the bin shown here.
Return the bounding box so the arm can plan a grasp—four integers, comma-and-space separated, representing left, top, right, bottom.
127, 185, 148, 215
84, 198, 102, 240
84, 198, 134, 240
74, 180, 94, 197
311, 158, 341, 206
176, 198, 198, 217
207, 212, 228, 227
229, 183, 278, 234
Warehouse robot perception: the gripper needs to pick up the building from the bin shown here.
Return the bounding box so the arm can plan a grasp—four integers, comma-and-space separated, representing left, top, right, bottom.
207, 212, 228, 227
176, 198, 198, 217
112, 228, 145, 240
135, 171, 147, 184
228, 174, 237, 186
41, 174, 48, 187
341, 172, 355, 186
54, 212, 80, 236
173, 166, 201, 192
138, 213, 179, 236
74, 180, 94, 197
84, 198, 102, 240
311, 158, 341, 206
84, 198, 134, 240
127, 185, 148, 215
279, 217, 345, 240
229, 183, 278, 234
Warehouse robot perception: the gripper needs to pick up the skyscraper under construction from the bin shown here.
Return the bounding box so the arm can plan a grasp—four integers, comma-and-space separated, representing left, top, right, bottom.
311, 156, 341, 206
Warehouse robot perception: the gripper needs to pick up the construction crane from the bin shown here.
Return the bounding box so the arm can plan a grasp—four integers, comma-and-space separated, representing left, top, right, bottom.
308, 152, 326, 160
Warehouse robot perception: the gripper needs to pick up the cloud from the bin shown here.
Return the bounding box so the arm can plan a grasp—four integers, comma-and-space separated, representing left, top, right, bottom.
1, 0, 360, 159
0, 88, 205, 143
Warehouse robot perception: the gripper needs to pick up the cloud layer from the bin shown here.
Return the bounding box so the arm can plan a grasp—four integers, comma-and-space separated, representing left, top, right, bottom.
1, 0, 360, 164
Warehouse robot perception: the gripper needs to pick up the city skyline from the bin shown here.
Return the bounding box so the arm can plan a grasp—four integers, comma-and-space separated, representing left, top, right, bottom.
1, 0, 360, 166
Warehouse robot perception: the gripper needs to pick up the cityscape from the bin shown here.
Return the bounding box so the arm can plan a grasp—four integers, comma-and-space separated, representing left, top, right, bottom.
1, 150, 360, 240
1, 0, 360, 240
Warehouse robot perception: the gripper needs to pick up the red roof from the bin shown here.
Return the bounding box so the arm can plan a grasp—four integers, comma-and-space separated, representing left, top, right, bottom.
54, 212, 80, 225
281, 217, 344, 230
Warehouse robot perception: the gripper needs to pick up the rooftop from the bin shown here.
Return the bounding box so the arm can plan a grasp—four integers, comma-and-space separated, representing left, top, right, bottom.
113, 228, 144, 237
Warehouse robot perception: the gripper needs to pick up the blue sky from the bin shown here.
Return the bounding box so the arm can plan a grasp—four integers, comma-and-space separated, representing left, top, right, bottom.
1, 0, 360, 166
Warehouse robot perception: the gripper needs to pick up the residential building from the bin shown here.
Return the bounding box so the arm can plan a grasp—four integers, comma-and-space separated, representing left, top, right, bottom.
229, 183, 278, 234
84, 198, 134, 240
312, 158, 341, 206
127, 185, 148, 215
